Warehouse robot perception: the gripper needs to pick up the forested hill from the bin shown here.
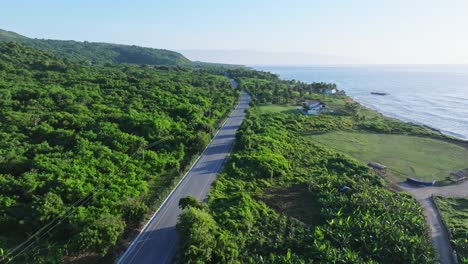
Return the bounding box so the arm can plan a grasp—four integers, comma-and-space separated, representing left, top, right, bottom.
0, 29, 28, 40
0, 28, 191, 66
0, 41, 237, 262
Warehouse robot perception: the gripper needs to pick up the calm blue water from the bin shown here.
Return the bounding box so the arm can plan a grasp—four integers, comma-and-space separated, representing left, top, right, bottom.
255, 65, 468, 140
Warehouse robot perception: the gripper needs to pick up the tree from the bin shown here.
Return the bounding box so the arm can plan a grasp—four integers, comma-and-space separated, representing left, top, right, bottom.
120, 196, 148, 226
344, 102, 359, 116
179, 196, 203, 210
77, 214, 125, 255
188, 132, 211, 154
176, 207, 219, 263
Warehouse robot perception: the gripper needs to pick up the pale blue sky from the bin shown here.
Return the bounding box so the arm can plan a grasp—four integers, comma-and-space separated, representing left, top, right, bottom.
2, 0, 468, 64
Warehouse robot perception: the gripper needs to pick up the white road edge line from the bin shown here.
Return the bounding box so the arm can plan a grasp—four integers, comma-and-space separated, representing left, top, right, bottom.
117, 95, 241, 264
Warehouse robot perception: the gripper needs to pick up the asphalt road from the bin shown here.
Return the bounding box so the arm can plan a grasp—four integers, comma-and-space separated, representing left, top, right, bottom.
399, 181, 468, 264
420, 197, 455, 264
118, 90, 250, 264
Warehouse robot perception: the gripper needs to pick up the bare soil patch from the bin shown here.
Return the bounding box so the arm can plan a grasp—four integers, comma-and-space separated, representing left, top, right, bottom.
258, 185, 321, 226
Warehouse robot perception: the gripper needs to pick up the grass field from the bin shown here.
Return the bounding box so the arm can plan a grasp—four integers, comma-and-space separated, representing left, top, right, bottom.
309, 131, 468, 181
434, 197, 468, 263
258, 104, 300, 113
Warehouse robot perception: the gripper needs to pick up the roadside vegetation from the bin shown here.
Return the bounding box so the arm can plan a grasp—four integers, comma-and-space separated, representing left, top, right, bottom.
176, 69, 439, 263
0, 42, 237, 262
434, 196, 468, 263
177, 110, 434, 263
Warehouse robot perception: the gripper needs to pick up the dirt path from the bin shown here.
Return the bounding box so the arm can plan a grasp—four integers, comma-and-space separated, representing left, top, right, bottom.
398, 181, 468, 264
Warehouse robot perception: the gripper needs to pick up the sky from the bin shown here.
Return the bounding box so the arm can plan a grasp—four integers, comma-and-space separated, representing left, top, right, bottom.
2, 0, 468, 64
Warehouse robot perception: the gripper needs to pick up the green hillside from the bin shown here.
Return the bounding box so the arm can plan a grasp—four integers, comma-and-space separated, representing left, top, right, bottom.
0, 28, 191, 66
0, 29, 28, 40
0, 42, 236, 262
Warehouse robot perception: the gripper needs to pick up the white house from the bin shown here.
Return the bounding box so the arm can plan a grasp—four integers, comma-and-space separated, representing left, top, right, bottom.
324, 88, 337, 94
304, 101, 326, 115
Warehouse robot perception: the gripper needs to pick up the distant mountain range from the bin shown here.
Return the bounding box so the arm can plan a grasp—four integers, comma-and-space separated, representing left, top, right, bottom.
0, 29, 191, 66
180, 50, 360, 66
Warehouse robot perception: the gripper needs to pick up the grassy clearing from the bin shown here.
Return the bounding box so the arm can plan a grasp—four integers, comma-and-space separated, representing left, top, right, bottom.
434, 197, 468, 263
257, 104, 300, 113
309, 131, 468, 181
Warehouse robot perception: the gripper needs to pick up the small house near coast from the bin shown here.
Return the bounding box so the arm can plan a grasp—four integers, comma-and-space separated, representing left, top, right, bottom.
303, 101, 326, 115
323, 88, 337, 94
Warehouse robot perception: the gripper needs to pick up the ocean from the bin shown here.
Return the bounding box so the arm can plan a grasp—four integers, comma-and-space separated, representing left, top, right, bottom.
254, 65, 468, 140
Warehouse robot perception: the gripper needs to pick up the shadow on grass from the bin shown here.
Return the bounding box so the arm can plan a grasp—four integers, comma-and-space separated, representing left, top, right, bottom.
256, 184, 322, 227
282, 109, 301, 114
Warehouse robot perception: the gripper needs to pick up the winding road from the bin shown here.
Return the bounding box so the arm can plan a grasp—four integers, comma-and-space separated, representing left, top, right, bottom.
118, 89, 250, 264
399, 181, 468, 264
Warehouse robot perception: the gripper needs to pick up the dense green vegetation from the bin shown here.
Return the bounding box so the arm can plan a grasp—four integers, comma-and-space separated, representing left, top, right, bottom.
1, 30, 461, 263
310, 131, 468, 181
0, 29, 28, 40
177, 110, 434, 263
0, 41, 237, 262
434, 197, 468, 263
173, 69, 466, 263
0, 29, 191, 66
227, 68, 339, 105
